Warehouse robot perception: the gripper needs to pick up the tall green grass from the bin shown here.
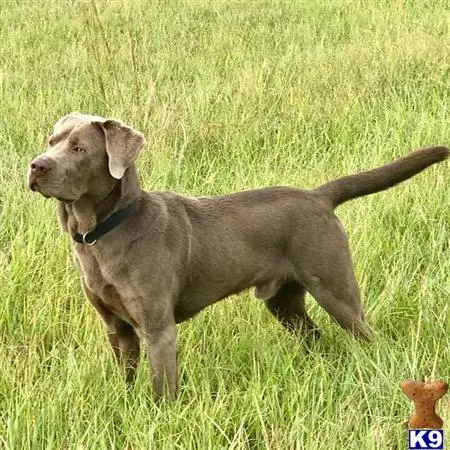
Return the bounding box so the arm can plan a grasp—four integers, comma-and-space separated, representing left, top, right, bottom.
0, 1, 449, 448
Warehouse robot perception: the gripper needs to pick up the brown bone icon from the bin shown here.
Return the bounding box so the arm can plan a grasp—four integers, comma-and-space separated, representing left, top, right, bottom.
401, 380, 448, 429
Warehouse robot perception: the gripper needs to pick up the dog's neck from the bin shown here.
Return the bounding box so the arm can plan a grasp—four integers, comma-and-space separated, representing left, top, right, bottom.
57, 166, 140, 236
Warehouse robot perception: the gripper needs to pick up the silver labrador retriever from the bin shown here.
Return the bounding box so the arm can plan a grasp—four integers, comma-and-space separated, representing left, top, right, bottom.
27, 113, 449, 399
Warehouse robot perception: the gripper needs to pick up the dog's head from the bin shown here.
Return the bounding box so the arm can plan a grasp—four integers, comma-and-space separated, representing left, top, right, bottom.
27, 113, 145, 202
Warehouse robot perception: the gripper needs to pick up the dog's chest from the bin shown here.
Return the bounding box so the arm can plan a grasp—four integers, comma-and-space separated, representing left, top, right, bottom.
74, 246, 137, 321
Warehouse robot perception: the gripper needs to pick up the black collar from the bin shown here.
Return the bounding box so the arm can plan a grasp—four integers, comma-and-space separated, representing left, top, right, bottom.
72, 198, 140, 245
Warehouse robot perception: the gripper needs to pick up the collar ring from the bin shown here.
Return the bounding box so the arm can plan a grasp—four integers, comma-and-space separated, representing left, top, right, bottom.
82, 233, 97, 246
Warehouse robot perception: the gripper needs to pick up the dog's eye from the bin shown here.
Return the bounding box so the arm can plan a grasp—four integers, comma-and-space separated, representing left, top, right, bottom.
72, 146, 86, 153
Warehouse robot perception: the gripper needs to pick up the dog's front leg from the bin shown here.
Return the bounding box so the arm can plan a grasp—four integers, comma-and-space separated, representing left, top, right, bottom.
144, 322, 178, 401
81, 279, 140, 383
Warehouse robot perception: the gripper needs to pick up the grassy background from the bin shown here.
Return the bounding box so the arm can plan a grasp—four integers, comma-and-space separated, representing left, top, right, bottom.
1, 0, 449, 448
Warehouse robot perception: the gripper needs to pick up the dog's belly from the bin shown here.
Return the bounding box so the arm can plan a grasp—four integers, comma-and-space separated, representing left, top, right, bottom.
174, 280, 282, 324
174, 280, 249, 323
175, 264, 287, 323
173, 302, 202, 323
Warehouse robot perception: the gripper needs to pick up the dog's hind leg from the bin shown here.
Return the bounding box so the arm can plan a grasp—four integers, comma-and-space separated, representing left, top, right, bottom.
297, 216, 374, 340
303, 259, 373, 341
264, 281, 321, 340
306, 280, 373, 340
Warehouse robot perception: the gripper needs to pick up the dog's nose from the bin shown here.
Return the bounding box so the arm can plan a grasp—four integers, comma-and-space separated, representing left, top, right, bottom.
30, 156, 54, 176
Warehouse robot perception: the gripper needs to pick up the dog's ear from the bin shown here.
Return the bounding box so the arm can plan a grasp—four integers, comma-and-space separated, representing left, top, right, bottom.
95, 119, 146, 179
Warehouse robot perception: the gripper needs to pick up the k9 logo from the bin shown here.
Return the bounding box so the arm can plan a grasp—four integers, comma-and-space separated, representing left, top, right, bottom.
409, 430, 444, 450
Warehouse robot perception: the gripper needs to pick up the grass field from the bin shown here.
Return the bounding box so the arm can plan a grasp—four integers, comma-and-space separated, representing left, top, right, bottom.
1, 0, 449, 448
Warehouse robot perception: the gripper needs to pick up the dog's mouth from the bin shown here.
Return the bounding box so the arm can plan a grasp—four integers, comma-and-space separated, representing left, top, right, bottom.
32, 187, 74, 203
55, 196, 76, 203
28, 177, 74, 202
28, 177, 51, 198
33, 188, 51, 199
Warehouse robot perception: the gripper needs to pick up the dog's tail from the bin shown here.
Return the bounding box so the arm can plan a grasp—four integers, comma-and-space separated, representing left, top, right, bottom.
314, 146, 449, 208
